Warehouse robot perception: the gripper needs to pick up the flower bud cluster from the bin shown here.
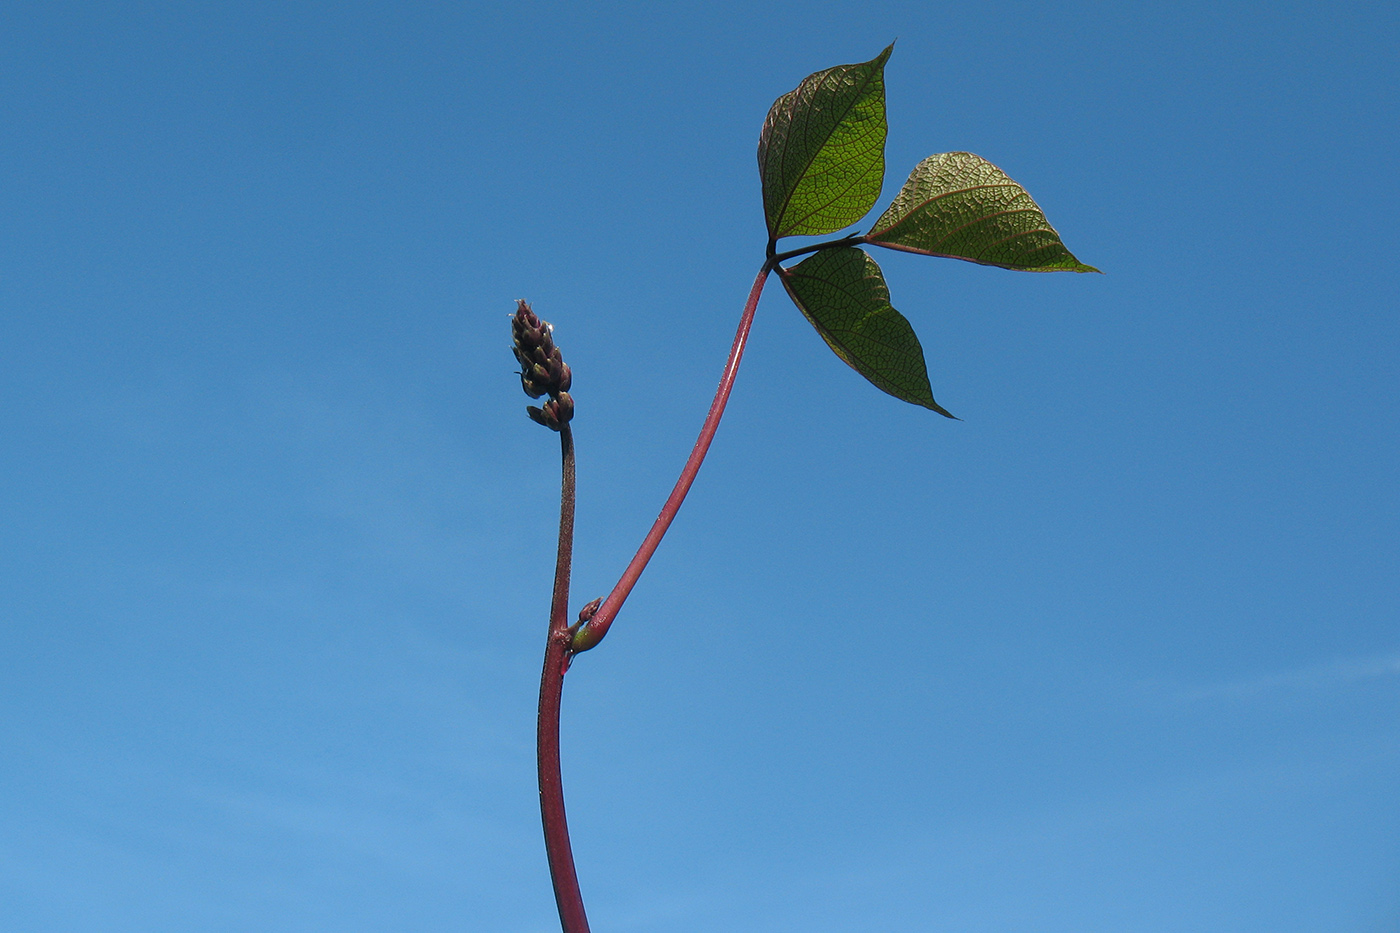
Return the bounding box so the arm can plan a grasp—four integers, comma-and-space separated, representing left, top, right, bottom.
511, 300, 574, 431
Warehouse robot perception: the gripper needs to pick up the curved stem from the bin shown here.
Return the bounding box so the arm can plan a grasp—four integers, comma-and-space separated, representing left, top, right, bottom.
538, 425, 590, 933
572, 263, 773, 652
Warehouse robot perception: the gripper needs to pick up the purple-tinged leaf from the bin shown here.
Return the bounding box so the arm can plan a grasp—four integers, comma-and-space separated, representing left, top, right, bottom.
780, 246, 954, 417
867, 152, 1099, 272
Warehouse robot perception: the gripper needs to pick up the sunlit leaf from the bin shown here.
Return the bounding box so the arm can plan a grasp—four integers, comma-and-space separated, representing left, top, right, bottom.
758, 46, 892, 240
866, 152, 1099, 272
779, 246, 953, 417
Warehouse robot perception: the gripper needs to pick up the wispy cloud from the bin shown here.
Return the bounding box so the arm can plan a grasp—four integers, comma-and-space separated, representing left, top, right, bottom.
1173, 653, 1400, 702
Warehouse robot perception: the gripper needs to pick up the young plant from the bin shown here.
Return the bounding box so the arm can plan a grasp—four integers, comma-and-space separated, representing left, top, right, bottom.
513, 45, 1098, 933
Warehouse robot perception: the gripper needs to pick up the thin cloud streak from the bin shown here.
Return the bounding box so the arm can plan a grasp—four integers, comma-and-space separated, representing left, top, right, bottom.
1173, 653, 1400, 702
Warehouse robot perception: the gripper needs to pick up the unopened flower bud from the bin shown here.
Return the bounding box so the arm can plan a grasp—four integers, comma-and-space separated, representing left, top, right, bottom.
552, 392, 573, 424
524, 393, 574, 432
511, 300, 576, 429
578, 597, 602, 623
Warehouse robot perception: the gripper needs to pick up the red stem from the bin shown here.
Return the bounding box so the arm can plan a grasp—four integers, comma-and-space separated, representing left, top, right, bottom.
572, 263, 772, 653
538, 425, 590, 933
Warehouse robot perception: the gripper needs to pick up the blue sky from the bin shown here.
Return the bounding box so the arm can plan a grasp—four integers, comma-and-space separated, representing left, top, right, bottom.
2, 2, 1397, 930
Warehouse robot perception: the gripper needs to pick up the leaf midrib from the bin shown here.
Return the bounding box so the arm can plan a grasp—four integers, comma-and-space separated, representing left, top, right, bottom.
870, 182, 1028, 240
769, 66, 884, 238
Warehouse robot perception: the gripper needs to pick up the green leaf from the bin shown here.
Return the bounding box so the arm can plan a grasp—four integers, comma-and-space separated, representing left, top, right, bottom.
779, 246, 954, 417
758, 46, 892, 240
866, 152, 1100, 272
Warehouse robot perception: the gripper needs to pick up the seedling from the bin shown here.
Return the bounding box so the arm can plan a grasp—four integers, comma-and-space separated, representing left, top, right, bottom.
511, 45, 1098, 933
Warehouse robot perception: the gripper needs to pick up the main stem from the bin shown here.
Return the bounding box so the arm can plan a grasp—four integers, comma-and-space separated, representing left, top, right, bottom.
571, 262, 773, 652
538, 425, 589, 933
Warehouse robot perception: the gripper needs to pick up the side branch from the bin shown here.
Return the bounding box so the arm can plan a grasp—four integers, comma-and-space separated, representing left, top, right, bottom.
571, 264, 773, 653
